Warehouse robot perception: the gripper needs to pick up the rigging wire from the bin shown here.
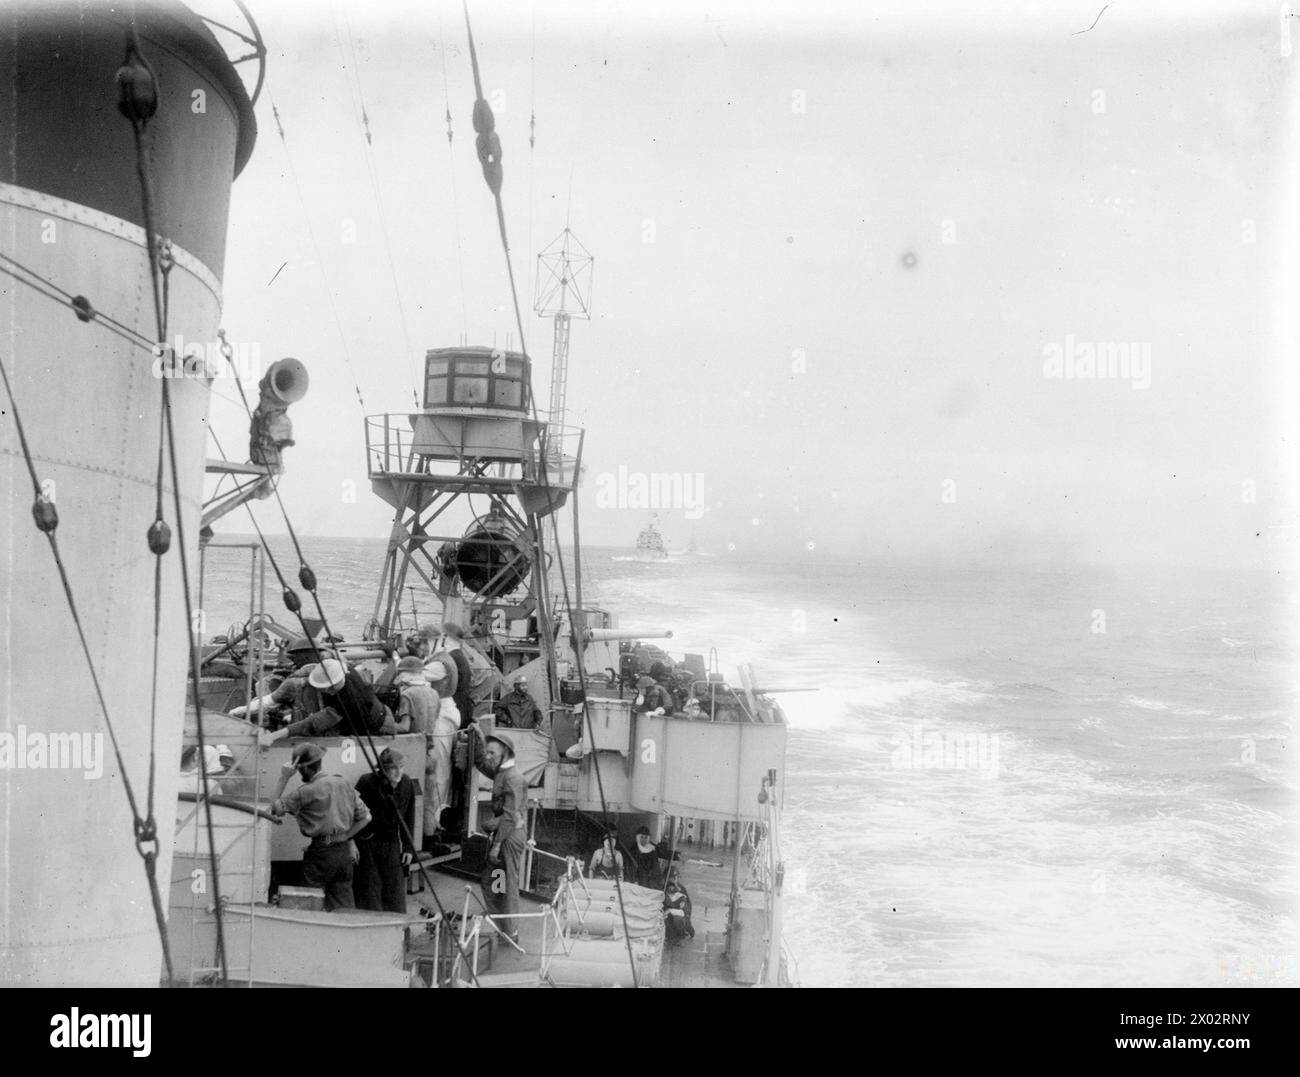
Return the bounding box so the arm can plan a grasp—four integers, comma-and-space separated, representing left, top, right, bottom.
459, 0, 641, 987
120, 11, 229, 984
0, 252, 160, 354
334, 4, 422, 410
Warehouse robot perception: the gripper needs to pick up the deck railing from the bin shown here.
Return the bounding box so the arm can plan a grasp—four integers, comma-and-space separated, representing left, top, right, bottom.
364, 412, 584, 487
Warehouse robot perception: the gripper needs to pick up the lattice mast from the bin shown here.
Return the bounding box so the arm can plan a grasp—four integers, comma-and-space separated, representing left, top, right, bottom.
534, 228, 593, 445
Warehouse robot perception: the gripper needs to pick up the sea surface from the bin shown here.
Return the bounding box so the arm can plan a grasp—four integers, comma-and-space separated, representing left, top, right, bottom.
203, 538, 1299, 987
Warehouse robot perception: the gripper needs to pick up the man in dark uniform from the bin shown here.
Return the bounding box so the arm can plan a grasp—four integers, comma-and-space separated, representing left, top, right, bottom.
353, 747, 417, 913
492, 674, 544, 729
629, 825, 668, 888
663, 869, 695, 945
269, 742, 372, 910
468, 726, 528, 945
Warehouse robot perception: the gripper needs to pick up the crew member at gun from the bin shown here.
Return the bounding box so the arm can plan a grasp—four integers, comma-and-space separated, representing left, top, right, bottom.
258, 658, 392, 743
230, 635, 324, 724
633, 674, 674, 716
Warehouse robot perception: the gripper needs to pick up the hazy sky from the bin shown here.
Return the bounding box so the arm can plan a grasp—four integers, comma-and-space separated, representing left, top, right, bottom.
205, 0, 1299, 568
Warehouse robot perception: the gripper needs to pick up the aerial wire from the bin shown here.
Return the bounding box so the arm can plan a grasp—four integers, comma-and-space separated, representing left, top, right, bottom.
335, 3, 423, 410
267, 94, 368, 413
437, 0, 470, 338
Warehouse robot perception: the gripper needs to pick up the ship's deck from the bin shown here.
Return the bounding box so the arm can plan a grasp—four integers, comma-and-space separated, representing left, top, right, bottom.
406, 839, 746, 988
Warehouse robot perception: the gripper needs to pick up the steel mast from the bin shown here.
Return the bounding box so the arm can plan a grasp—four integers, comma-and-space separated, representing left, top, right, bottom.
534, 228, 593, 455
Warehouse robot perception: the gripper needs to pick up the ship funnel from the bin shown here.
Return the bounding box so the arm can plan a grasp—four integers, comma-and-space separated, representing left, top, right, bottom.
264, 357, 309, 404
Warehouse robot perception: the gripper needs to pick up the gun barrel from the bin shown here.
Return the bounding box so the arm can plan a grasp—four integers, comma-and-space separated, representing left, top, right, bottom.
583, 628, 674, 643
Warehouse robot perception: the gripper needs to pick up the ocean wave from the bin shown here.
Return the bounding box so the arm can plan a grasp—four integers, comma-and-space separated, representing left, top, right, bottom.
1124, 695, 1172, 712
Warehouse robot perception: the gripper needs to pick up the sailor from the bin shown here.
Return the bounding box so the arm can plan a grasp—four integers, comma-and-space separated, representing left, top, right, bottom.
682, 697, 709, 720
423, 667, 461, 845
629, 825, 666, 888
393, 656, 458, 842
663, 870, 695, 945
269, 743, 372, 911
444, 622, 507, 713
467, 725, 528, 944
229, 635, 321, 723
353, 748, 417, 913
588, 828, 625, 881
394, 655, 439, 735
492, 674, 544, 730
259, 658, 392, 744
420, 624, 473, 727
179, 743, 230, 797
650, 660, 685, 713
633, 674, 674, 716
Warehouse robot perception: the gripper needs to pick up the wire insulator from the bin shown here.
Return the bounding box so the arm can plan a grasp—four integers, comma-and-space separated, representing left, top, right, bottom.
70, 295, 96, 323
32, 498, 58, 533
116, 47, 158, 122
146, 518, 171, 555
282, 588, 302, 614
298, 564, 317, 592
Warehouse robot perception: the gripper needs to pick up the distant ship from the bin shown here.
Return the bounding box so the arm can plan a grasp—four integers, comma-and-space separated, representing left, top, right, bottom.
634, 517, 669, 560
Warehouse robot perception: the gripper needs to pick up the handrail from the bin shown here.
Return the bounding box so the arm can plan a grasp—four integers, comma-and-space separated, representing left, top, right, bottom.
363, 412, 585, 482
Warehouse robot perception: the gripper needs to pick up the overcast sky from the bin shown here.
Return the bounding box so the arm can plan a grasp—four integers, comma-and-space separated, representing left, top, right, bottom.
207, 0, 1299, 568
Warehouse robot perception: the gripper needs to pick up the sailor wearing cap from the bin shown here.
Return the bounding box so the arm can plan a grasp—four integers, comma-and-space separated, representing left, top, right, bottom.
179, 743, 232, 797
352, 747, 417, 913
420, 624, 473, 726
269, 743, 373, 911
229, 634, 323, 722
394, 657, 460, 844
633, 674, 674, 716
259, 657, 392, 745
468, 724, 529, 945
491, 673, 544, 730
394, 656, 439, 735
